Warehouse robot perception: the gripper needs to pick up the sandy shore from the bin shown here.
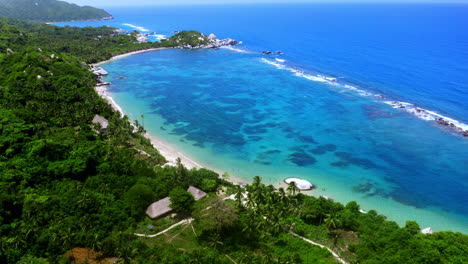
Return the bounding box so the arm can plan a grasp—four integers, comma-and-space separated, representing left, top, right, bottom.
95, 84, 205, 171
93, 49, 249, 185
93, 48, 169, 67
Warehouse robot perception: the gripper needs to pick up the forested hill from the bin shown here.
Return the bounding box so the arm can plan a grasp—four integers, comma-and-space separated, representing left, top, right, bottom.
0, 0, 112, 22
0, 14, 467, 264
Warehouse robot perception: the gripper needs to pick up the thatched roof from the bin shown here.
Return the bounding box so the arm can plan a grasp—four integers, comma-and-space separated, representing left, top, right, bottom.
146, 197, 172, 219
92, 115, 109, 129
146, 186, 207, 219
187, 186, 207, 200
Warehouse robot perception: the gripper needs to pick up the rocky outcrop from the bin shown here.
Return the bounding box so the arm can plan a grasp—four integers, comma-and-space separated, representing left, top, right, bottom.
176, 32, 239, 49
91, 67, 108, 76
136, 33, 150, 43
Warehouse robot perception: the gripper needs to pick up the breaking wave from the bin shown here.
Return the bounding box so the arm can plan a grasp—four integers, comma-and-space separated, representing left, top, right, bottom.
260, 58, 468, 136
122, 23, 150, 32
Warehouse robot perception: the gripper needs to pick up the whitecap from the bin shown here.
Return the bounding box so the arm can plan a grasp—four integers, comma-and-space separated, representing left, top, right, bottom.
220, 46, 252, 53
152, 34, 167, 40
260, 58, 468, 136
122, 23, 150, 32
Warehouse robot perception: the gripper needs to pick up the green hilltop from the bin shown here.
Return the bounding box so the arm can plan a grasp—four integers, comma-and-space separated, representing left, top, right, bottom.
0, 0, 112, 22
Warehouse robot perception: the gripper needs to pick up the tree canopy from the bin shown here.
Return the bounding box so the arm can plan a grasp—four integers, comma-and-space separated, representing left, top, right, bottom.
0, 0, 111, 22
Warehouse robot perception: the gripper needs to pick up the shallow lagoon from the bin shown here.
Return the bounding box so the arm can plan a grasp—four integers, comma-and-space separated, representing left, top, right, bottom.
102, 48, 468, 233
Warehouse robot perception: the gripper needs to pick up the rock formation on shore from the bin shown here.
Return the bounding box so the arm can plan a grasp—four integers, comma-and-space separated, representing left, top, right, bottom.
165, 31, 239, 49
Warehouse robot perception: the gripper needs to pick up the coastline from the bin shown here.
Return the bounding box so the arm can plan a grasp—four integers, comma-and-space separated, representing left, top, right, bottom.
93, 49, 248, 185
46, 16, 114, 25
93, 49, 468, 233
93, 48, 170, 67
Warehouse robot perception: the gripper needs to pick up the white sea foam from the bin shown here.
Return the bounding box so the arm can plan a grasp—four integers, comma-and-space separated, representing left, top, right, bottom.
122, 23, 150, 32
260, 58, 468, 136
261, 58, 333, 84
275, 58, 286, 63
152, 34, 167, 40
220, 46, 252, 53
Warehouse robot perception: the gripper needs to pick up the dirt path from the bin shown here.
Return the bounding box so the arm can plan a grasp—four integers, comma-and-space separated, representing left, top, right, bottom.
134, 218, 193, 238
290, 231, 348, 264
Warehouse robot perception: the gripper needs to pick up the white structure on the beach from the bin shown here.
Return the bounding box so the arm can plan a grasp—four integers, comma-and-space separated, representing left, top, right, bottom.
284, 177, 315, 190
92, 115, 109, 134
421, 227, 433, 234
146, 186, 207, 219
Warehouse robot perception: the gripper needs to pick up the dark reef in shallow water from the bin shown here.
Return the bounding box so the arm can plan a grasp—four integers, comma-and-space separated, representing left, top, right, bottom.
288, 151, 317, 166
333, 151, 377, 169
310, 144, 337, 155
298, 135, 318, 144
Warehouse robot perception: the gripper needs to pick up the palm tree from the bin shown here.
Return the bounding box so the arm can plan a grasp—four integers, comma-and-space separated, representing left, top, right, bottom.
252, 176, 262, 189
324, 213, 339, 230
324, 212, 342, 248
234, 185, 244, 209
278, 187, 288, 205
287, 181, 300, 196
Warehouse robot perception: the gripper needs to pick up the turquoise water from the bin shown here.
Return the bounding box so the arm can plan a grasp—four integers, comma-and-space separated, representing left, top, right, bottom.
101, 49, 468, 233
57, 4, 468, 232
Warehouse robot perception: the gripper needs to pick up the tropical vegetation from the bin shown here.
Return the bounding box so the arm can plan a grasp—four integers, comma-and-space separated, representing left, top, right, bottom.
0, 0, 111, 22
0, 7, 466, 264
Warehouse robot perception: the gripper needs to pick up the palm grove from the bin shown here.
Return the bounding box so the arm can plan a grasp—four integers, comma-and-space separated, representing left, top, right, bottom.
0, 12, 467, 264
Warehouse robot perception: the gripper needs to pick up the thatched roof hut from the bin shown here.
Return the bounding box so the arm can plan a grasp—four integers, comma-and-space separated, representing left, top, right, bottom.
92, 115, 109, 129
146, 186, 207, 219
146, 197, 172, 219
92, 115, 109, 134
187, 186, 207, 200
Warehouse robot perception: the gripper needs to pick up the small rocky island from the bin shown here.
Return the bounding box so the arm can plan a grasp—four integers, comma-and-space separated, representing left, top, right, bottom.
161, 31, 239, 49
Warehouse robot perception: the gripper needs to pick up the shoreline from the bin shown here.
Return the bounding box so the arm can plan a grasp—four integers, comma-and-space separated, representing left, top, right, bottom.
93, 48, 248, 185
93, 48, 170, 67
92, 49, 467, 234
46, 16, 114, 25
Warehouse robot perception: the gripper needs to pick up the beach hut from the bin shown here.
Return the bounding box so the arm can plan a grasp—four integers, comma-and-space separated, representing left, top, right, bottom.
146, 186, 207, 218
92, 115, 109, 134
146, 197, 172, 219
187, 186, 207, 200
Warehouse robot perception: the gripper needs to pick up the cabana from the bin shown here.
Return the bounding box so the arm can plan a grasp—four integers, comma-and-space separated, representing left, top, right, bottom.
146, 186, 207, 219
92, 115, 109, 134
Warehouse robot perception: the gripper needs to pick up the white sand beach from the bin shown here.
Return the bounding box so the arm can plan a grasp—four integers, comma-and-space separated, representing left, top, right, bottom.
95, 83, 205, 170
93, 48, 169, 67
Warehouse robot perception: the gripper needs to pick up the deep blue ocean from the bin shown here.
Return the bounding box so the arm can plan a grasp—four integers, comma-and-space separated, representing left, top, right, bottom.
56, 4, 468, 233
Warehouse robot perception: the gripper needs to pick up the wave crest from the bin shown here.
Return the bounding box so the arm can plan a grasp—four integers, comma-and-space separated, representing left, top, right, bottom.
122, 23, 150, 32
260, 58, 468, 137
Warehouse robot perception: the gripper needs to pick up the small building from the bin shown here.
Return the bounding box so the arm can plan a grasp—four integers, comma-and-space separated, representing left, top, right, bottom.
145, 186, 207, 219
146, 197, 172, 219
92, 115, 109, 134
187, 186, 207, 201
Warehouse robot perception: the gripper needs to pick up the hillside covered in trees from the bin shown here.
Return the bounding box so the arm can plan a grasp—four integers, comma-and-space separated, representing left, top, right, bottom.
0, 11, 467, 264
0, 0, 112, 22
